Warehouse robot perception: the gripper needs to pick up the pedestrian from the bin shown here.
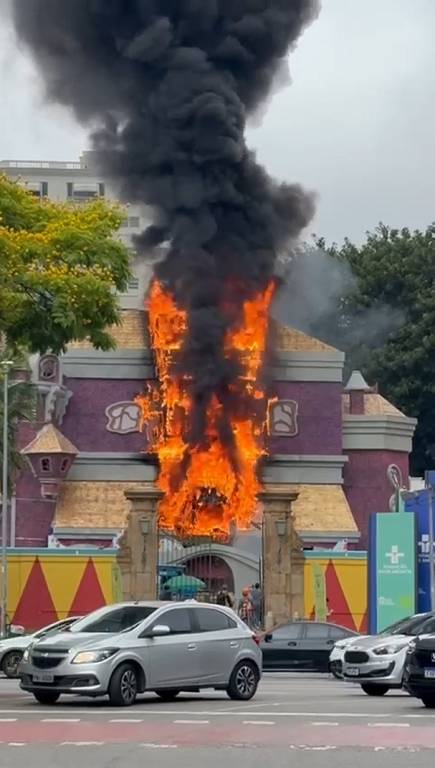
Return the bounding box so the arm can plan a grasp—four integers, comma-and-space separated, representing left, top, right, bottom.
159, 580, 172, 601
238, 588, 254, 628
216, 584, 234, 609
250, 583, 263, 629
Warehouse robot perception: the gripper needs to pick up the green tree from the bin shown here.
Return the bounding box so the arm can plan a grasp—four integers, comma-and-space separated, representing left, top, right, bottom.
0, 175, 131, 353
318, 225, 435, 475
0, 349, 37, 494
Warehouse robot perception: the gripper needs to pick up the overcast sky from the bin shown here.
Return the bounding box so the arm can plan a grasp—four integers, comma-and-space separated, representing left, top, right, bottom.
1, 0, 435, 245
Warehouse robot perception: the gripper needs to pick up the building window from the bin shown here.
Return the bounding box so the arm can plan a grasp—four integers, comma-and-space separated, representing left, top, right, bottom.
40, 458, 52, 474
128, 277, 139, 292
128, 216, 140, 228
25, 181, 48, 198
67, 182, 103, 201
60, 458, 70, 474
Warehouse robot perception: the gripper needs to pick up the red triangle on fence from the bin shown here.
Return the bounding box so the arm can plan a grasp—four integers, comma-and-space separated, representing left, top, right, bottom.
12, 558, 58, 629
68, 558, 107, 617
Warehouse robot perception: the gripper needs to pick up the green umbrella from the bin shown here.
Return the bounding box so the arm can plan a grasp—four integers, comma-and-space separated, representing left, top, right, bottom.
165, 575, 206, 590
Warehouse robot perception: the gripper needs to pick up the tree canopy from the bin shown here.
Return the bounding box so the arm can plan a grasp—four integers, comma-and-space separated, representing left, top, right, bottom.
317, 224, 435, 475
0, 175, 131, 353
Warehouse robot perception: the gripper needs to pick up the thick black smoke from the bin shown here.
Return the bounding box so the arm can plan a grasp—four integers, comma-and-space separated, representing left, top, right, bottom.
12, 0, 319, 449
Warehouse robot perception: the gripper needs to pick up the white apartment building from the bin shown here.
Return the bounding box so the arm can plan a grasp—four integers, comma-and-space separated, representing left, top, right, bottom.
0, 152, 153, 309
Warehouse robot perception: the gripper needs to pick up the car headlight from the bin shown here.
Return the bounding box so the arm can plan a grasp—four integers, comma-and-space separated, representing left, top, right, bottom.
406, 640, 416, 653
334, 642, 348, 650
373, 643, 408, 656
71, 649, 118, 665
22, 646, 31, 662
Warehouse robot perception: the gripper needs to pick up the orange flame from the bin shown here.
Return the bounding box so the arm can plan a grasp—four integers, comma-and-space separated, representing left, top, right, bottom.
137, 279, 275, 539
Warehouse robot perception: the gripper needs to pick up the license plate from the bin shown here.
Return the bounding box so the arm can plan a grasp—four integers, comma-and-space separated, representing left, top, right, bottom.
424, 669, 435, 679
33, 673, 54, 684
346, 667, 360, 677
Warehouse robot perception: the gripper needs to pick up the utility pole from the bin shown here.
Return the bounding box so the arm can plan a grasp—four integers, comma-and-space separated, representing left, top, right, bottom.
1, 361, 13, 638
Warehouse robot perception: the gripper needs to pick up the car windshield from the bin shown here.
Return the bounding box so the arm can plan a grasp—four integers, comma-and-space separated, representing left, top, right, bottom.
34, 619, 78, 639
69, 606, 158, 634
381, 614, 432, 637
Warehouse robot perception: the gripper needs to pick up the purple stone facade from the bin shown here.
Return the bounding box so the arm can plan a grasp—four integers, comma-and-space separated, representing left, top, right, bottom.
343, 450, 410, 548
267, 382, 343, 456
61, 379, 149, 453
13, 354, 413, 550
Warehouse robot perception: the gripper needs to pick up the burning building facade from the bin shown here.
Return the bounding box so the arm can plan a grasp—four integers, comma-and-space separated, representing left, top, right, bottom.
5, 4, 417, 618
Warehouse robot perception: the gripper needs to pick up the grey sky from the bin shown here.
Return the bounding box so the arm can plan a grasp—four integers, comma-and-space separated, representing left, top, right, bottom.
1, 0, 435, 244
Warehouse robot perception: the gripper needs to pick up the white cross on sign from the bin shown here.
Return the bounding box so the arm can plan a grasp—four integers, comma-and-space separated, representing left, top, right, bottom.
386, 545, 405, 566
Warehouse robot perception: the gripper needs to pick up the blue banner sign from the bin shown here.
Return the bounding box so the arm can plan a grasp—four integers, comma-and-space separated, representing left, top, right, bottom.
405, 489, 435, 612
368, 512, 417, 633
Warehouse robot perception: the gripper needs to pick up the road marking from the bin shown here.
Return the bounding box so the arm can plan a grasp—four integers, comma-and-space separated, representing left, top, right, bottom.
290, 745, 337, 752
42, 718, 81, 723
243, 721, 275, 726
109, 718, 143, 723
369, 722, 410, 728
60, 741, 104, 746
173, 719, 210, 725
8, 743, 26, 747
0, 718, 17, 722
141, 744, 178, 749
312, 722, 339, 727
0, 707, 434, 718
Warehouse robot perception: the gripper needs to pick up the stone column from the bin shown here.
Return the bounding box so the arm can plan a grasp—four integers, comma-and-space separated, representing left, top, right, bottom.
258, 484, 304, 628
117, 484, 163, 601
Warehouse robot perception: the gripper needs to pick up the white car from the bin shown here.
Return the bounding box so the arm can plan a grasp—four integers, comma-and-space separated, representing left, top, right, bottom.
342, 612, 435, 695
0, 617, 82, 678
329, 634, 362, 678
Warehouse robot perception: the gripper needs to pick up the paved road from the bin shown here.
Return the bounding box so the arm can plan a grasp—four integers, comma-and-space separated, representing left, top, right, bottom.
0, 673, 434, 765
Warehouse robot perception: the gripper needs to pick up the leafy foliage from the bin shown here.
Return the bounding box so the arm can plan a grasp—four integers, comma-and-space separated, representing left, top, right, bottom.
0, 175, 131, 353
0, 349, 37, 493
318, 225, 435, 475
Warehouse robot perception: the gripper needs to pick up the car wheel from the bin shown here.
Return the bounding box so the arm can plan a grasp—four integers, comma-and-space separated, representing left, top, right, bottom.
109, 663, 138, 707
155, 689, 180, 701
361, 684, 389, 696
33, 692, 60, 705
329, 661, 343, 680
227, 660, 259, 701
421, 696, 435, 709
1, 651, 23, 679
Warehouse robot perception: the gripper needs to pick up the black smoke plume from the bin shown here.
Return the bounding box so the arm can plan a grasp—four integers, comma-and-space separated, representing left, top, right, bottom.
12, 0, 319, 449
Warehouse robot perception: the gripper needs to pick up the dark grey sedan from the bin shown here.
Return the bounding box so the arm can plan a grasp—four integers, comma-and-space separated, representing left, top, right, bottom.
261, 621, 358, 672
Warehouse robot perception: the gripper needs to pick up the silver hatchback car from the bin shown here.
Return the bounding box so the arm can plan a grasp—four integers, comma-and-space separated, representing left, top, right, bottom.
19, 601, 262, 707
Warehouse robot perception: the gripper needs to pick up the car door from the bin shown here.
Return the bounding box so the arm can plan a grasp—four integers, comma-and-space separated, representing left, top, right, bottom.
298, 622, 331, 671
191, 607, 241, 684
146, 607, 200, 688
261, 623, 304, 670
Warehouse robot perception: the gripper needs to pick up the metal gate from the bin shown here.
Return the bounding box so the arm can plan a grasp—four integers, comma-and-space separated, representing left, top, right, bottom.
157, 530, 234, 603
157, 524, 264, 627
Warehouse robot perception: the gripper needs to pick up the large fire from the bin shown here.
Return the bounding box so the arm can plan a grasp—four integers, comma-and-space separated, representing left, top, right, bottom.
137, 280, 274, 539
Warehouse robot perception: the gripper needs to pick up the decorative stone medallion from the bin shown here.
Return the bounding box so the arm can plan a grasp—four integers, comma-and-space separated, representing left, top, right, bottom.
105, 401, 143, 434
268, 400, 299, 437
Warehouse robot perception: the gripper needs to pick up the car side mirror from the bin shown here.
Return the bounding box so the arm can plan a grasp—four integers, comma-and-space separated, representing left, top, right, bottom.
151, 624, 171, 638
9, 625, 25, 636
264, 633, 273, 643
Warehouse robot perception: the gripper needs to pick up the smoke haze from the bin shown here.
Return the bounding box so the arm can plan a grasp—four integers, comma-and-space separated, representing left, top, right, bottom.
12, 0, 319, 447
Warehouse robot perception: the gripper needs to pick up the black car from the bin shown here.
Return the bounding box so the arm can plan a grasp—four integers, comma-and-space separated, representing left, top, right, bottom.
404, 634, 435, 708
261, 621, 358, 672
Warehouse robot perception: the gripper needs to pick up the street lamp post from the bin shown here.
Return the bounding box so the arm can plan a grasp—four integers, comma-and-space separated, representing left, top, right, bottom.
1, 361, 13, 638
